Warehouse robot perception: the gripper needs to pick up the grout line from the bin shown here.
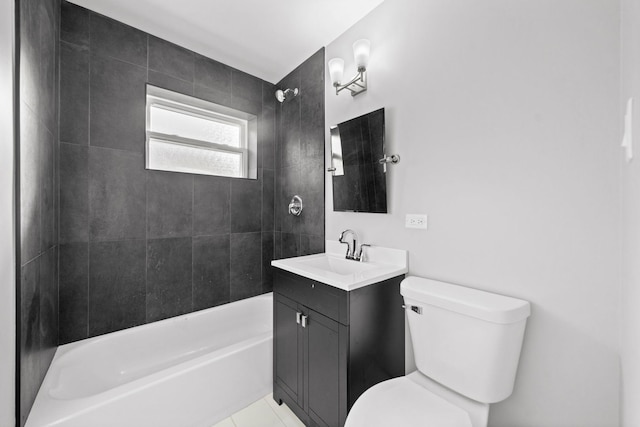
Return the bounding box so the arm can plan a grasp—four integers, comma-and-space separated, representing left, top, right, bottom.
191, 176, 195, 311
86, 11, 92, 339
267, 398, 291, 427
263, 398, 288, 427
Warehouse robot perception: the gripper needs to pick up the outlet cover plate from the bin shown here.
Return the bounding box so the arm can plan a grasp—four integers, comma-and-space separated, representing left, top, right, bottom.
405, 214, 428, 229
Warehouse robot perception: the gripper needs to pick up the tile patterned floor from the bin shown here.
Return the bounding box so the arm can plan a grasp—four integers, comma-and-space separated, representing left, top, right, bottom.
212, 394, 305, 427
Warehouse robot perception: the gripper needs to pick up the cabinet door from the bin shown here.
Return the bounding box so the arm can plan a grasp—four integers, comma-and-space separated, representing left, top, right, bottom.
305, 309, 347, 427
274, 293, 304, 407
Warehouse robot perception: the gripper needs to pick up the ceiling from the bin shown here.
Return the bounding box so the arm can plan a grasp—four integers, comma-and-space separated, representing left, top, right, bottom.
69, 0, 385, 83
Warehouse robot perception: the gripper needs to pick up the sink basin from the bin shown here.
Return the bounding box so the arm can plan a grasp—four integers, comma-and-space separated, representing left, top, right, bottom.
271, 241, 408, 291
296, 256, 376, 275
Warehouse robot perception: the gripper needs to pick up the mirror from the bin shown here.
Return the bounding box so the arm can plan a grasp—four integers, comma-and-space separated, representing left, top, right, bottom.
330, 108, 387, 213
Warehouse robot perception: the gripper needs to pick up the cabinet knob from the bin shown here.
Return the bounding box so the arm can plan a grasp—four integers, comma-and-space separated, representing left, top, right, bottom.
296, 312, 302, 324
301, 315, 308, 328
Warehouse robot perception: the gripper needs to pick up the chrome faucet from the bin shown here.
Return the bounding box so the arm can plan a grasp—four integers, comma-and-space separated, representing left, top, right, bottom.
338, 230, 370, 261
339, 229, 358, 259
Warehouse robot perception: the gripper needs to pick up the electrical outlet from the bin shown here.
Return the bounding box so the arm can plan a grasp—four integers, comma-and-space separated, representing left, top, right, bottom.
405, 214, 428, 229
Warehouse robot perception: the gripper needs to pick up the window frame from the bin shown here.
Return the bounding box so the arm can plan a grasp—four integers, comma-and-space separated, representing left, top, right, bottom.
145, 85, 255, 178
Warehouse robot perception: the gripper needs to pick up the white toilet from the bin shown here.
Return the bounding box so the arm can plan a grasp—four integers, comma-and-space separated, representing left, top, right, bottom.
345, 276, 531, 427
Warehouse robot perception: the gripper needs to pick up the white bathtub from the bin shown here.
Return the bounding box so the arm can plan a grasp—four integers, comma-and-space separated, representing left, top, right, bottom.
26, 293, 273, 427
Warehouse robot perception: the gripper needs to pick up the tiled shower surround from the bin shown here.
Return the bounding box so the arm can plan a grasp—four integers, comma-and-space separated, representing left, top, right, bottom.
18, 0, 60, 424
57, 1, 325, 344
275, 50, 326, 258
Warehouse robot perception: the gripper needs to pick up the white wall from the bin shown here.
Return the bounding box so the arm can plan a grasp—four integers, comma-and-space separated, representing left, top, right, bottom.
0, 0, 16, 425
325, 1, 621, 426
620, 0, 640, 425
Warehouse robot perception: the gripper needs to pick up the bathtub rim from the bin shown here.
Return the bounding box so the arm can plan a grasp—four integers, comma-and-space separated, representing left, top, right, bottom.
27, 292, 273, 426
57, 292, 274, 358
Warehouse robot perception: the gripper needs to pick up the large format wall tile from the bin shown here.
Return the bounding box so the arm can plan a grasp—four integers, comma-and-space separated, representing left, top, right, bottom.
230, 232, 262, 301
89, 55, 146, 153
19, 0, 40, 116
59, 143, 88, 243
300, 81, 325, 161
231, 178, 262, 233
231, 69, 262, 115
59, 242, 88, 343
147, 170, 193, 239
20, 258, 41, 427
147, 237, 193, 322
262, 169, 275, 232
40, 127, 56, 251
300, 234, 325, 256
90, 13, 147, 66
61, 0, 89, 48
39, 247, 58, 360
262, 81, 277, 111
299, 49, 324, 92
59, 42, 89, 145
262, 232, 274, 293
232, 70, 262, 105
260, 107, 276, 170
89, 240, 146, 335
193, 235, 230, 310
280, 95, 300, 169
89, 147, 146, 241
20, 104, 41, 263
148, 70, 193, 96
39, 0, 58, 134
281, 232, 300, 259
149, 36, 194, 83
193, 175, 230, 236
194, 83, 232, 108
194, 54, 232, 95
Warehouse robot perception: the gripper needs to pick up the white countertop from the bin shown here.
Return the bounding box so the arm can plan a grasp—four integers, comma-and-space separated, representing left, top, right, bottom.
271, 241, 408, 291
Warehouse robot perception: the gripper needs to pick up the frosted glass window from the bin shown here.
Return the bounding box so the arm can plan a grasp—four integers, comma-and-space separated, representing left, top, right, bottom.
149, 106, 241, 148
148, 138, 243, 177
145, 85, 257, 179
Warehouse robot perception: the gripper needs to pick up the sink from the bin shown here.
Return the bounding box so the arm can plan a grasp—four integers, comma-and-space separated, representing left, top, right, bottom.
295, 256, 376, 275
271, 241, 408, 291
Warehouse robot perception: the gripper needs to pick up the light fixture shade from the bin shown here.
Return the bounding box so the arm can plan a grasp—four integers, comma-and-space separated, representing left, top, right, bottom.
328, 58, 345, 85
352, 39, 370, 69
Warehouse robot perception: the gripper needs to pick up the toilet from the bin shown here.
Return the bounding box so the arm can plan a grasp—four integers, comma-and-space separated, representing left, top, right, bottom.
345, 276, 531, 427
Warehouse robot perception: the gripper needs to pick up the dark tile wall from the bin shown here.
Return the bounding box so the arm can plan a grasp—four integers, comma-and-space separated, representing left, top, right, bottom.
18, 0, 60, 424
275, 49, 326, 259
58, 1, 277, 344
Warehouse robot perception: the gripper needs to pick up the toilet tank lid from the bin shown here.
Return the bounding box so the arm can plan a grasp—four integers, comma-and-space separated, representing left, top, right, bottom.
401, 276, 531, 324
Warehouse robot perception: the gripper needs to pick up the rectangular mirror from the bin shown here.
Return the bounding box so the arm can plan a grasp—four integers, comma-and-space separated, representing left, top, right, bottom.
330, 108, 387, 213
146, 85, 258, 179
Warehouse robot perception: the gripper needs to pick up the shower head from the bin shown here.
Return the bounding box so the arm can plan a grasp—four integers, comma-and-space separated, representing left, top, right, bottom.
275, 88, 299, 103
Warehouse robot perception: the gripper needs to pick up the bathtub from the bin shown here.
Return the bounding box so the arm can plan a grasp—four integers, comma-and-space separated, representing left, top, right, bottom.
26, 293, 273, 427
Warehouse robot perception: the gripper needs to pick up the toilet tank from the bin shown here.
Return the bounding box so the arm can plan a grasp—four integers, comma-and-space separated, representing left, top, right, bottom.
401, 277, 530, 404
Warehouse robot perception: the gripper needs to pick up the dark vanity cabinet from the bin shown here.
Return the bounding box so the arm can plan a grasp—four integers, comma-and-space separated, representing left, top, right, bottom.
273, 269, 405, 427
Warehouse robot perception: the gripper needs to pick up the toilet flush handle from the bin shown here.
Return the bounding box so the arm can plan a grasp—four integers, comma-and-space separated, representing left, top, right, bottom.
402, 305, 423, 315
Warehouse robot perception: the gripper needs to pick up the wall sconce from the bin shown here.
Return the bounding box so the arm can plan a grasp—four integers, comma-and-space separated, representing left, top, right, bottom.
328, 39, 370, 97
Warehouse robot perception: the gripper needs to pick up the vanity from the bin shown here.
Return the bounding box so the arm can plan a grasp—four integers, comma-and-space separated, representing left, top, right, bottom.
271, 241, 408, 427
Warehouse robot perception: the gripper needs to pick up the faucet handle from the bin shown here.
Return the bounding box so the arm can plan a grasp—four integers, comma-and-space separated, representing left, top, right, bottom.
356, 243, 371, 262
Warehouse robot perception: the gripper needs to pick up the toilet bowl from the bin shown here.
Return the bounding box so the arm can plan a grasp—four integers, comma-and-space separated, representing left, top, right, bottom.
345, 276, 530, 427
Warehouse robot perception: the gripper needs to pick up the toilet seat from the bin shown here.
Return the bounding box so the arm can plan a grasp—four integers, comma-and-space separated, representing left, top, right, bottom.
345, 376, 473, 427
